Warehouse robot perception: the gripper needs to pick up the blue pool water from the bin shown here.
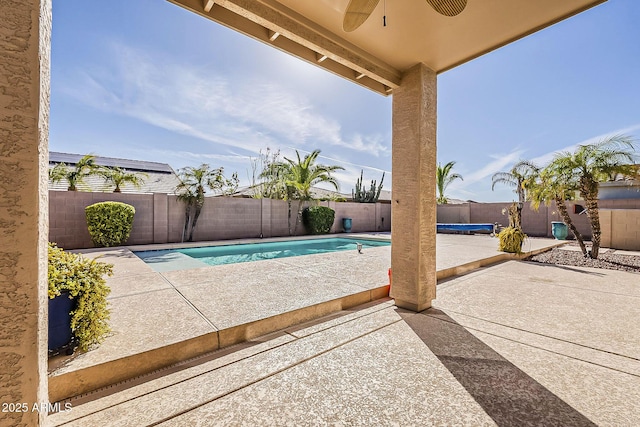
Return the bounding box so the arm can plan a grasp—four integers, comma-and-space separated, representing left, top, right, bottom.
135, 238, 390, 270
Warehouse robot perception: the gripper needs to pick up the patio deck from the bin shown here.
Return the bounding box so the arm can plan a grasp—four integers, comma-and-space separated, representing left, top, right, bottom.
46, 244, 640, 426
48, 234, 564, 406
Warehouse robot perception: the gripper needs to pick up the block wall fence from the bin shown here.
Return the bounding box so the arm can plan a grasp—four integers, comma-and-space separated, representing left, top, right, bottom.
49, 191, 639, 250
437, 199, 640, 246
49, 191, 392, 249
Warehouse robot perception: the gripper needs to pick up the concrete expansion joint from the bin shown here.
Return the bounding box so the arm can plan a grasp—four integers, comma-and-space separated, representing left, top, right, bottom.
105, 314, 405, 426
434, 309, 640, 377
288, 302, 395, 339
158, 274, 220, 330
106, 287, 169, 301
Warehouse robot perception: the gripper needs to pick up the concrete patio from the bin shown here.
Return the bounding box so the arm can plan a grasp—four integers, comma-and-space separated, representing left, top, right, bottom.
46, 243, 640, 426
47, 235, 565, 404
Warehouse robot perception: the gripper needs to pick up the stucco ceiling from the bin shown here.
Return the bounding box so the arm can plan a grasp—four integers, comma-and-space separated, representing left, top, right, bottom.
169, 0, 606, 95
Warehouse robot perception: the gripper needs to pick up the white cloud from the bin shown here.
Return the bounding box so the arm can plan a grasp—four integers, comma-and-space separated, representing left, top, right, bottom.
62, 43, 390, 158
448, 149, 526, 191
531, 124, 640, 166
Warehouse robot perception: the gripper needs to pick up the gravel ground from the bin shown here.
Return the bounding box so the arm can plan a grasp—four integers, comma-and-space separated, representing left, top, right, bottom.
527, 243, 640, 273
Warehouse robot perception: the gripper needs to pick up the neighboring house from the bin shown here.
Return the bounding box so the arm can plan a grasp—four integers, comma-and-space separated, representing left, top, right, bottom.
49, 152, 181, 194
599, 165, 640, 200
599, 180, 640, 199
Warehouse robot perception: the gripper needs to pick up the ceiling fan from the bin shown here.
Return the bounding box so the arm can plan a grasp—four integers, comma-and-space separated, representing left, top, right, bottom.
343, 0, 467, 32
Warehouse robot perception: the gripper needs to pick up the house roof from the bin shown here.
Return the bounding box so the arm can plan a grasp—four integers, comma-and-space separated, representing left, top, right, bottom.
49, 152, 181, 194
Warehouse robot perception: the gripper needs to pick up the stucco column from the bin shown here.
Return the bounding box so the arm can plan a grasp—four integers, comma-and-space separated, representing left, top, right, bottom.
0, 1, 51, 426
390, 63, 437, 312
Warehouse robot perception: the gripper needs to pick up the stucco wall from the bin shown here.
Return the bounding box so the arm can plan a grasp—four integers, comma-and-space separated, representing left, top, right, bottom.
600, 209, 640, 250
0, 0, 51, 425
49, 191, 156, 249
434, 200, 635, 240
48, 192, 392, 249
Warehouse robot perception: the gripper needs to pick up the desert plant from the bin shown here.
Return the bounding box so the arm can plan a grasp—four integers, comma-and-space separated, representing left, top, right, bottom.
48, 243, 113, 351
85, 201, 135, 247
262, 149, 344, 235
436, 161, 463, 204
353, 170, 385, 203
497, 226, 526, 254
49, 154, 99, 191
302, 206, 336, 234
548, 135, 637, 258
492, 160, 540, 229
99, 167, 147, 193
175, 164, 238, 242
527, 162, 587, 255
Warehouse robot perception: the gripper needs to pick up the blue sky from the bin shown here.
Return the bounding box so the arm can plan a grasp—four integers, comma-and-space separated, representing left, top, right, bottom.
50, 0, 640, 202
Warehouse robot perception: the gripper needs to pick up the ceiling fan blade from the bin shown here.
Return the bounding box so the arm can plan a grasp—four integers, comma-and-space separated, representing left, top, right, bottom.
343, 0, 381, 32
425, 0, 467, 17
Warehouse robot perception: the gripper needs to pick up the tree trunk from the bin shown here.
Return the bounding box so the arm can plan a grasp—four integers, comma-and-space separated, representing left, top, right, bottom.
293, 200, 303, 235
182, 203, 192, 243
188, 200, 204, 242
287, 199, 292, 236
584, 194, 601, 259
555, 198, 588, 256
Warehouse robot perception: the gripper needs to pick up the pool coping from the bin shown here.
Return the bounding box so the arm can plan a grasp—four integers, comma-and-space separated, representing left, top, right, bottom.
131, 234, 391, 272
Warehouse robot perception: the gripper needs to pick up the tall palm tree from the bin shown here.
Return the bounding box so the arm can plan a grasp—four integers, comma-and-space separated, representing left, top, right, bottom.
491, 160, 540, 229
436, 161, 463, 204
99, 167, 147, 193
266, 150, 344, 235
49, 154, 98, 191
527, 161, 588, 256
175, 164, 225, 242
549, 134, 637, 258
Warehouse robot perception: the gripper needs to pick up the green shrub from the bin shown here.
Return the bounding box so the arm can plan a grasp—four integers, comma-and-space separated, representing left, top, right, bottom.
48, 243, 113, 351
498, 226, 527, 254
85, 201, 135, 247
302, 206, 335, 234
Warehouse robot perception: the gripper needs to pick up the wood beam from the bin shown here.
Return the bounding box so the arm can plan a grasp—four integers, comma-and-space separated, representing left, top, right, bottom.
203, 0, 215, 12
168, 0, 401, 94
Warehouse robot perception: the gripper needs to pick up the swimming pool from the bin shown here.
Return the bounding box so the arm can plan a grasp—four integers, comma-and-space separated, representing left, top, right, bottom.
135, 238, 390, 271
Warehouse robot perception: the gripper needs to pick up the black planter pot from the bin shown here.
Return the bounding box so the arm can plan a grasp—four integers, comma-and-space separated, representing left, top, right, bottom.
48, 293, 75, 352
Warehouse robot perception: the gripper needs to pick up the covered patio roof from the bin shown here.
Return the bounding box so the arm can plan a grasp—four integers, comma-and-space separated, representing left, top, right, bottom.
168, 0, 605, 95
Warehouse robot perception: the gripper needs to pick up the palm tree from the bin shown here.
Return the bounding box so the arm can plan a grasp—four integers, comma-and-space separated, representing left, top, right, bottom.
492, 160, 540, 229
265, 149, 344, 235
527, 161, 588, 256
175, 164, 225, 242
49, 154, 98, 191
436, 161, 463, 204
549, 134, 637, 258
99, 167, 147, 193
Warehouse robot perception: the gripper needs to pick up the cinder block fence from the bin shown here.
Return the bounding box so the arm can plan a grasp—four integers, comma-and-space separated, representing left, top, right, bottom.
49, 191, 639, 250
49, 191, 391, 249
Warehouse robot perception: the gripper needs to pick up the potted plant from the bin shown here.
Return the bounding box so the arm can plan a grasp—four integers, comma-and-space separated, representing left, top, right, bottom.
551, 221, 569, 240
48, 243, 113, 354
342, 217, 352, 233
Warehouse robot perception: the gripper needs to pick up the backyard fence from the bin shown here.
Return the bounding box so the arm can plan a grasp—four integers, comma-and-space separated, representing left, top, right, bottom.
49, 191, 640, 250
49, 191, 391, 249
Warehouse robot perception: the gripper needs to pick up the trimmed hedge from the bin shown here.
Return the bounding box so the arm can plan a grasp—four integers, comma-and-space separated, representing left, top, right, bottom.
48, 243, 113, 351
302, 206, 335, 235
85, 201, 135, 247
